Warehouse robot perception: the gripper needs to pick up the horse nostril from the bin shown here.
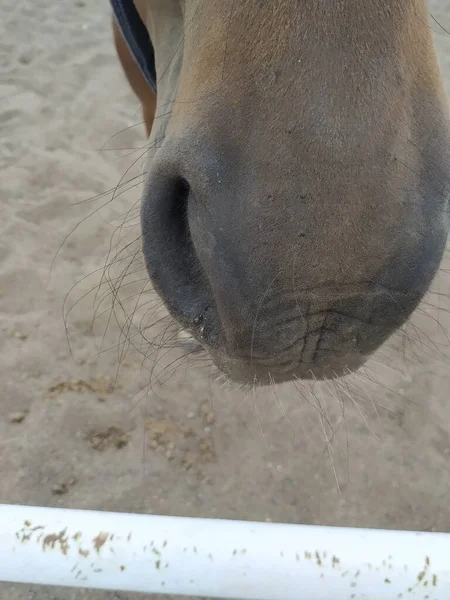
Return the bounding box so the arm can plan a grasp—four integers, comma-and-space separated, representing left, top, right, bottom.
141, 171, 214, 331
165, 176, 191, 243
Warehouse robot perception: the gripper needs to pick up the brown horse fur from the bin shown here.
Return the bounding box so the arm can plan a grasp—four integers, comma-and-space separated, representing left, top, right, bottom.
114, 1, 450, 385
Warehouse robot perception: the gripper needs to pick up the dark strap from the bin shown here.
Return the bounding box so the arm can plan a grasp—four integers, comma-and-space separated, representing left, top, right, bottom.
110, 0, 157, 93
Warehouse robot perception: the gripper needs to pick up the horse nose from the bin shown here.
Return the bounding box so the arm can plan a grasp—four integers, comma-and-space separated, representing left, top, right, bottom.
140, 147, 437, 384
141, 162, 418, 384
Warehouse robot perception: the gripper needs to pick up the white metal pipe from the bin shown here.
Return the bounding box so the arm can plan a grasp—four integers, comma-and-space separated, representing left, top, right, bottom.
0, 504, 449, 599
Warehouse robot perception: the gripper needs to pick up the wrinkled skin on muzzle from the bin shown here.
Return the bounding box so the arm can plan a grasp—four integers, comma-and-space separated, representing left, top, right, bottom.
140, 0, 450, 384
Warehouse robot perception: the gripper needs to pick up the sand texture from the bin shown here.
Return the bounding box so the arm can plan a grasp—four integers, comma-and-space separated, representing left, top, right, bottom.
1, 1, 450, 599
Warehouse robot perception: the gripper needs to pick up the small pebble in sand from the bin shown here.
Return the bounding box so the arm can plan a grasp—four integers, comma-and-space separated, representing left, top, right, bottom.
10, 331, 28, 340
182, 453, 195, 471
203, 411, 216, 425
51, 478, 77, 496
18, 53, 33, 65
115, 434, 129, 449
9, 411, 27, 424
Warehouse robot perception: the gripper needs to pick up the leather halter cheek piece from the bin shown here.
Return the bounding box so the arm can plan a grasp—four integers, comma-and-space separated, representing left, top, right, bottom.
110, 0, 157, 93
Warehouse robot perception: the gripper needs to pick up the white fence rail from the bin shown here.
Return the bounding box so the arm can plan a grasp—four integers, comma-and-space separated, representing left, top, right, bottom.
0, 504, 449, 599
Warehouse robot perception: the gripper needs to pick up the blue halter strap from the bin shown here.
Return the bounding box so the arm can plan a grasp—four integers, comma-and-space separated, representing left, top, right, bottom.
110, 0, 157, 93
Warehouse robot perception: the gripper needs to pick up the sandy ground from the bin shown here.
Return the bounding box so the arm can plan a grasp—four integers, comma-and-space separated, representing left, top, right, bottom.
2, 2, 450, 599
